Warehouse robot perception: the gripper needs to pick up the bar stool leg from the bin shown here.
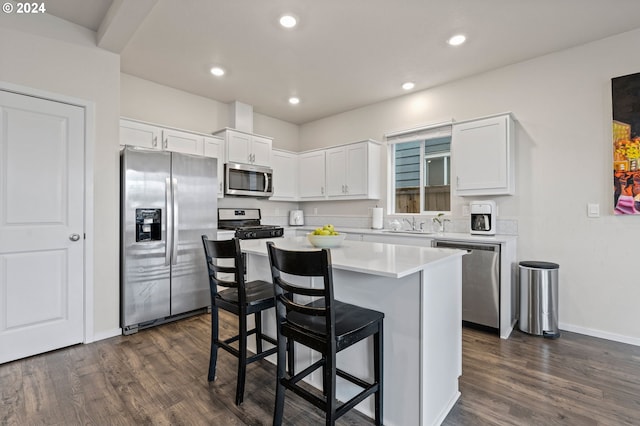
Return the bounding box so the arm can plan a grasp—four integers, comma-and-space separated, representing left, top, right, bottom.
374, 322, 383, 426
255, 312, 263, 353
325, 351, 337, 426
273, 336, 287, 426
236, 314, 248, 405
208, 307, 219, 382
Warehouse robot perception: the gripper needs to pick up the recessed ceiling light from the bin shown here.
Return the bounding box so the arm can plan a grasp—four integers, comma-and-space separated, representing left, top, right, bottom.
279, 14, 297, 29
447, 34, 466, 46
210, 66, 225, 77
402, 82, 415, 90
288, 97, 300, 105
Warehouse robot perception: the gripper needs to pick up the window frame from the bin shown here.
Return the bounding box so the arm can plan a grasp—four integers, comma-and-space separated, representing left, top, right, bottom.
386, 122, 453, 215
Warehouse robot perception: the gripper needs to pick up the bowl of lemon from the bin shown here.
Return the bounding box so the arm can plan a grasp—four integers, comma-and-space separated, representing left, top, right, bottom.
307, 224, 346, 248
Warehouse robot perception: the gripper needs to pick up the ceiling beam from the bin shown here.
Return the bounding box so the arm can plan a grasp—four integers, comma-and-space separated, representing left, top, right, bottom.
96, 0, 158, 53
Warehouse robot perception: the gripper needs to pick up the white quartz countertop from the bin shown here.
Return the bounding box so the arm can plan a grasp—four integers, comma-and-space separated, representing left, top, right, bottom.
240, 236, 465, 279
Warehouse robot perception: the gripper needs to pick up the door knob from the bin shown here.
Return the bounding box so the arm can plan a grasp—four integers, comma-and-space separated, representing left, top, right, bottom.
69, 233, 81, 241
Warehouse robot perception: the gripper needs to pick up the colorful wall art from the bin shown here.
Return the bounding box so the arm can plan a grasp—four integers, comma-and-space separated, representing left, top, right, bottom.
612, 72, 640, 215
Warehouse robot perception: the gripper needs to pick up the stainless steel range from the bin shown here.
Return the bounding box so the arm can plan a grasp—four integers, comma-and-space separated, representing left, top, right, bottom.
218, 208, 284, 239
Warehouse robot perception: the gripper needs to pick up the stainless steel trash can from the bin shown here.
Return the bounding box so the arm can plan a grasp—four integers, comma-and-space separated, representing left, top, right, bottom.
519, 261, 560, 338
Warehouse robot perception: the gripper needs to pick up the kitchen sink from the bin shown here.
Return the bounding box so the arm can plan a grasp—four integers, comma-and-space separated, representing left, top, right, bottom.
381, 230, 433, 235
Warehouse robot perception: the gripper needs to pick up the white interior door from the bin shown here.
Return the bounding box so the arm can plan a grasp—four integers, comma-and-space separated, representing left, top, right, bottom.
0, 90, 85, 364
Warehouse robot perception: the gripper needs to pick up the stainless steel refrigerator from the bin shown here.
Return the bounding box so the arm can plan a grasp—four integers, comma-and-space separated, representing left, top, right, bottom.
120, 146, 217, 334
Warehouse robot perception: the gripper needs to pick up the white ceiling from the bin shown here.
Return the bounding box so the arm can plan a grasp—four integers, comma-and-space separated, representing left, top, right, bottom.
45, 0, 640, 125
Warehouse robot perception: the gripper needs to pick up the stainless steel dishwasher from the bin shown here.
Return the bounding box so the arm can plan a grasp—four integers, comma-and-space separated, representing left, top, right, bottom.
432, 240, 501, 330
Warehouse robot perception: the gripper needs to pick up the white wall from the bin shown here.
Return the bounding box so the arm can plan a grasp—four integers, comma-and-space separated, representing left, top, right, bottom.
0, 14, 121, 335
121, 73, 300, 150
299, 29, 640, 344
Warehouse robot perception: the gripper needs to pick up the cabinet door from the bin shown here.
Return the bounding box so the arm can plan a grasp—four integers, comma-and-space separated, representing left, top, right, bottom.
452, 114, 514, 196
299, 151, 326, 199
271, 150, 298, 200
120, 119, 161, 149
203, 136, 225, 198
345, 143, 368, 196
325, 147, 347, 197
251, 134, 272, 167
226, 130, 252, 164
162, 129, 204, 155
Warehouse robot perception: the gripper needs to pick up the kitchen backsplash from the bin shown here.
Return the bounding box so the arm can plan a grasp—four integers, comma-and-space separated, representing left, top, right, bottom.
261, 213, 518, 235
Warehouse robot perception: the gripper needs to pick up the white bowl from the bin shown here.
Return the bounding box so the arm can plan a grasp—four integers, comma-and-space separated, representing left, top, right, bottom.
307, 232, 346, 248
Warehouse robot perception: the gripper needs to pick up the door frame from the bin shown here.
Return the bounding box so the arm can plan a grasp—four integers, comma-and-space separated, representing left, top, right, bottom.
1, 81, 95, 344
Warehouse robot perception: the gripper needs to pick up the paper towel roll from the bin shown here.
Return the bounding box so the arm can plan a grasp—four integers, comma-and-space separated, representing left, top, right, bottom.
371, 208, 384, 229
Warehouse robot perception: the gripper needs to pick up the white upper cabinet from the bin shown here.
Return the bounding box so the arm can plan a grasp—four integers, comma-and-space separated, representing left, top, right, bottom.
203, 135, 225, 198
271, 149, 298, 201
299, 140, 381, 201
298, 150, 326, 200
452, 113, 515, 196
119, 119, 204, 156
325, 141, 381, 200
162, 128, 204, 155
214, 128, 272, 167
120, 119, 161, 150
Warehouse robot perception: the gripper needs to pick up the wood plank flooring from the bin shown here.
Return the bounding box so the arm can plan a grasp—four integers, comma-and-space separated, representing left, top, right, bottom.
1, 311, 639, 425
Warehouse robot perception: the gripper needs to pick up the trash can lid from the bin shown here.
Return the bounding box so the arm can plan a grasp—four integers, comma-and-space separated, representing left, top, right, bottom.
519, 261, 559, 269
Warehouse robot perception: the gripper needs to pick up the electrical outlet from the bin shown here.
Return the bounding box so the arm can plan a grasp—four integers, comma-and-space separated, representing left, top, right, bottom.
314, 207, 318, 215
587, 203, 600, 218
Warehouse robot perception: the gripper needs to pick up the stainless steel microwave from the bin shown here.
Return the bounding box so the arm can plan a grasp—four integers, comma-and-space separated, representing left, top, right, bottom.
224, 162, 273, 197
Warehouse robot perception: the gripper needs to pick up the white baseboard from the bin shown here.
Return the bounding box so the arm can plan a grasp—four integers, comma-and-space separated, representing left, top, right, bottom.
559, 322, 640, 347
87, 328, 122, 343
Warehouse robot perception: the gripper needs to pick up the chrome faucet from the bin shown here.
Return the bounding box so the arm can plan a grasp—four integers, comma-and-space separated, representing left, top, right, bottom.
403, 217, 416, 230
403, 217, 425, 231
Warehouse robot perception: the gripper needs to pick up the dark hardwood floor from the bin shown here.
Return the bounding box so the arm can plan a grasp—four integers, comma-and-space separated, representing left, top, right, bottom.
1, 311, 639, 425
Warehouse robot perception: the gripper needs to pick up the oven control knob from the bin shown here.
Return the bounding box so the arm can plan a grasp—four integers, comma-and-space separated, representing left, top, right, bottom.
247, 231, 256, 239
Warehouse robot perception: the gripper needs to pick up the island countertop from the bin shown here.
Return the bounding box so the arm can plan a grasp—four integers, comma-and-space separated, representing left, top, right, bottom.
240, 236, 465, 279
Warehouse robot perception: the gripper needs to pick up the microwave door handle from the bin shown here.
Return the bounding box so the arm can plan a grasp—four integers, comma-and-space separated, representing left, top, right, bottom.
264, 172, 269, 193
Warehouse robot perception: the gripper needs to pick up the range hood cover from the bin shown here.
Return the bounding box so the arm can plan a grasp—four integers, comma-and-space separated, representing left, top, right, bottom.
229, 101, 253, 133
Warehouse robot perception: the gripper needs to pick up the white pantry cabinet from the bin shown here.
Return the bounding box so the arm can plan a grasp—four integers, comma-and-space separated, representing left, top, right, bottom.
214, 128, 272, 167
203, 135, 225, 198
452, 113, 515, 196
271, 149, 298, 201
325, 141, 380, 200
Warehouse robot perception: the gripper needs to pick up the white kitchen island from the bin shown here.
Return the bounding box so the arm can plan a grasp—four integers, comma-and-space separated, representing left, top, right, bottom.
240, 236, 465, 426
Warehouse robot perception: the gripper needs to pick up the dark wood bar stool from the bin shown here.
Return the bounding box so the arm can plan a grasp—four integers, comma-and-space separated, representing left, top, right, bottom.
266, 242, 384, 426
201, 235, 281, 406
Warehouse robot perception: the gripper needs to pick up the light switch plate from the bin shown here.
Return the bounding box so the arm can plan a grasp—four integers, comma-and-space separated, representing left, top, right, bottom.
462, 205, 470, 216
587, 203, 600, 218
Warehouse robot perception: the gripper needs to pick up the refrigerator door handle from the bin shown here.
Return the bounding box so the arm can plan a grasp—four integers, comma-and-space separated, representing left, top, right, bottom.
172, 177, 179, 265
165, 177, 172, 266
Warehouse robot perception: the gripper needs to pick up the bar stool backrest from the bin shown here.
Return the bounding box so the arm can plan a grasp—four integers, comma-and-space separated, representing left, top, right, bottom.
266, 242, 337, 346
202, 236, 247, 306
